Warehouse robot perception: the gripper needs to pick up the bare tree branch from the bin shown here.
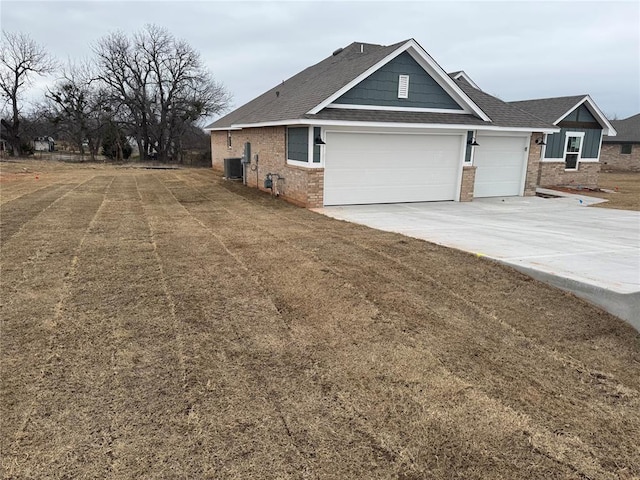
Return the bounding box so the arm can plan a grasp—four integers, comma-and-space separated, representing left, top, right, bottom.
93, 24, 230, 162
0, 31, 56, 156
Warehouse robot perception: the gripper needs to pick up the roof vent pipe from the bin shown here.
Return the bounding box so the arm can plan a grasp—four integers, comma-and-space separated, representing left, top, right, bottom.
332, 47, 343, 56
360, 44, 363, 53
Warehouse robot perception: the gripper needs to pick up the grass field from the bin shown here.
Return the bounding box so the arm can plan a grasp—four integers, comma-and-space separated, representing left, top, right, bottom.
554, 172, 640, 211
2, 160, 639, 479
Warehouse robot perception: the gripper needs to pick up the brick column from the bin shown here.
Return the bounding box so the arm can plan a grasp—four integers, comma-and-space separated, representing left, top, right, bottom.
460, 165, 476, 201
525, 133, 543, 196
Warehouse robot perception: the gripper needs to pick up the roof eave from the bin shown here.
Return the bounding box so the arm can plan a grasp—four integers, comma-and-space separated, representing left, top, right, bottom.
602, 138, 638, 144
207, 118, 559, 134
451, 71, 480, 90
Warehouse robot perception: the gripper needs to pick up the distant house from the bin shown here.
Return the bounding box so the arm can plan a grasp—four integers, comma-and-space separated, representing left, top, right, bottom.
510, 96, 616, 188
34, 136, 55, 152
206, 39, 614, 207
601, 114, 640, 172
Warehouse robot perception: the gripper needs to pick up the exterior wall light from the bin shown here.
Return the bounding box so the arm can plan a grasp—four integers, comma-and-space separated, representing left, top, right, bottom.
314, 136, 326, 145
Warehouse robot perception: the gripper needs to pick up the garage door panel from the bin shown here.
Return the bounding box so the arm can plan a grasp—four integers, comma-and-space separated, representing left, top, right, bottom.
324, 132, 462, 205
474, 136, 527, 198
327, 183, 457, 205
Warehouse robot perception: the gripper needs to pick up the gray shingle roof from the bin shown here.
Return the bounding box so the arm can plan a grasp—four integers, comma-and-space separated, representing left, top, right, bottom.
453, 79, 555, 129
508, 95, 587, 124
207, 40, 556, 132
304, 109, 487, 126
207, 41, 406, 128
604, 113, 640, 143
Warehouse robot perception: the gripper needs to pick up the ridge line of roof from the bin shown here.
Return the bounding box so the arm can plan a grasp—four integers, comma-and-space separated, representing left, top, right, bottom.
509, 94, 588, 105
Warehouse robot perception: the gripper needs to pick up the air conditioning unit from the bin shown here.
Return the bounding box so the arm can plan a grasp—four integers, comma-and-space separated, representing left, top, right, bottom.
223, 157, 243, 180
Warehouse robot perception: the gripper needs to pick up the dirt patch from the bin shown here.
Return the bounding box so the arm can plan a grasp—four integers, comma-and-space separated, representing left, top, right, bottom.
2, 161, 639, 479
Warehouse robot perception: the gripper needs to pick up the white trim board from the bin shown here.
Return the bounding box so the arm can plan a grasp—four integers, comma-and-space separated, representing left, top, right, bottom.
451, 71, 480, 89
326, 104, 466, 114
208, 118, 559, 134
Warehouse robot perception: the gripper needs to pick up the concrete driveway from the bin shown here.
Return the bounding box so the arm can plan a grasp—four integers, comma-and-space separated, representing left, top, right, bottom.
316, 192, 640, 329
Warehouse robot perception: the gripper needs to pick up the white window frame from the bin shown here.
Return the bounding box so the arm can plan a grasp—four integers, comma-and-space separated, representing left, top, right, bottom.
463, 130, 477, 165
398, 75, 409, 99
227, 130, 232, 149
563, 131, 585, 171
286, 126, 324, 168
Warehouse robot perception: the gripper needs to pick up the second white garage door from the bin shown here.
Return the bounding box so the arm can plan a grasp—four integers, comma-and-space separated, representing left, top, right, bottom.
323, 132, 463, 206
473, 135, 528, 198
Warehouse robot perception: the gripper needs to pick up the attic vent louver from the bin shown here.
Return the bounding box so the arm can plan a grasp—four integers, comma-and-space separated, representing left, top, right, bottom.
398, 75, 409, 99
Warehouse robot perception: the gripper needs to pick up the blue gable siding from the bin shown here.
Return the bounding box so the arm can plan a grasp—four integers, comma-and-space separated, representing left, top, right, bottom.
333, 52, 463, 110
561, 104, 598, 123
544, 128, 602, 159
545, 103, 603, 159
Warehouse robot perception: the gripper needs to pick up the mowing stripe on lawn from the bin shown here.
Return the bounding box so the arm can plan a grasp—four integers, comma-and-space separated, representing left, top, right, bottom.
170, 170, 639, 478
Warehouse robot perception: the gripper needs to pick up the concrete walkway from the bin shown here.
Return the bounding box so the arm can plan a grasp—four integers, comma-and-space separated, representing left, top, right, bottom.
316, 193, 640, 329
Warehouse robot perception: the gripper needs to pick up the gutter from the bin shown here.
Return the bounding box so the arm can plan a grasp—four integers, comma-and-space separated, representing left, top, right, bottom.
205, 119, 559, 134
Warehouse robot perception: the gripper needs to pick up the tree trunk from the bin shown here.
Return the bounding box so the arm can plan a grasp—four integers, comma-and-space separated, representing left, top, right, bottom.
10, 79, 22, 156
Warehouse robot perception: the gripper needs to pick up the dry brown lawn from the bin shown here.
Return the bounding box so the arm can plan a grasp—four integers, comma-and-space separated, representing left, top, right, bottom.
2, 159, 639, 479
552, 172, 640, 211
592, 172, 640, 211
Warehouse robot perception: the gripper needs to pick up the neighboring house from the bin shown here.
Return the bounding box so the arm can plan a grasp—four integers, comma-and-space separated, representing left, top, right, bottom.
510, 96, 616, 188
601, 113, 640, 172
206, 39, 606, 208
34, 136, 55, 152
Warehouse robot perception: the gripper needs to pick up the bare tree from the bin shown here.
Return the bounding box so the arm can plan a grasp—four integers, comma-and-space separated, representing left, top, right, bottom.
44, 61, 110, 160
0, 31, 56, 156
94, 25, 230, 162
93, 31, 151, 159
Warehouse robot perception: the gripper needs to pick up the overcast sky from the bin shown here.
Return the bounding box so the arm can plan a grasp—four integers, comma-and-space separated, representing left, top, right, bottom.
2, 0, 639, 120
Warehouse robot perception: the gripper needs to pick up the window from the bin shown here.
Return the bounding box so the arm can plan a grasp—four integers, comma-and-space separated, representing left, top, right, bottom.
621, 144, 632, 155
287, 127, 309, 162
227, 131, 232, 149
312, 127, 322, 163
464, 131, 475, 164
286, 126, 324, 166
398, 75, 409, 99
564, 132, 584, 170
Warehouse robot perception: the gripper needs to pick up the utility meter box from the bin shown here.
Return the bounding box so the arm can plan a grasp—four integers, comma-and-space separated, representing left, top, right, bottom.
242, 142, 251, 164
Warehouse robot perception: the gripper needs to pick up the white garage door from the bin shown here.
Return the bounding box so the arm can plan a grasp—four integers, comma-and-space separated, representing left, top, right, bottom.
473, 135, 528, 197
323, 132, 462, 206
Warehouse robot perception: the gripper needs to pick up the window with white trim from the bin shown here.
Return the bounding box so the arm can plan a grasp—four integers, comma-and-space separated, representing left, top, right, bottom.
286, 126, 324, 167
564, 132, 584, 170
397, 75, 409, 99
227, 130, 232, 149
287, 127, 308, 163
464, 131, 475, 164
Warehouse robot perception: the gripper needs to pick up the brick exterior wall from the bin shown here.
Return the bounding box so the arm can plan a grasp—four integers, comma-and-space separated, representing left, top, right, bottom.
538, 161, 600, 188
525, 134, 544, 196
212, 128, 550, 207
460, 166, 476, 201
600, 143, 640, 172
211, 128, 325, 208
